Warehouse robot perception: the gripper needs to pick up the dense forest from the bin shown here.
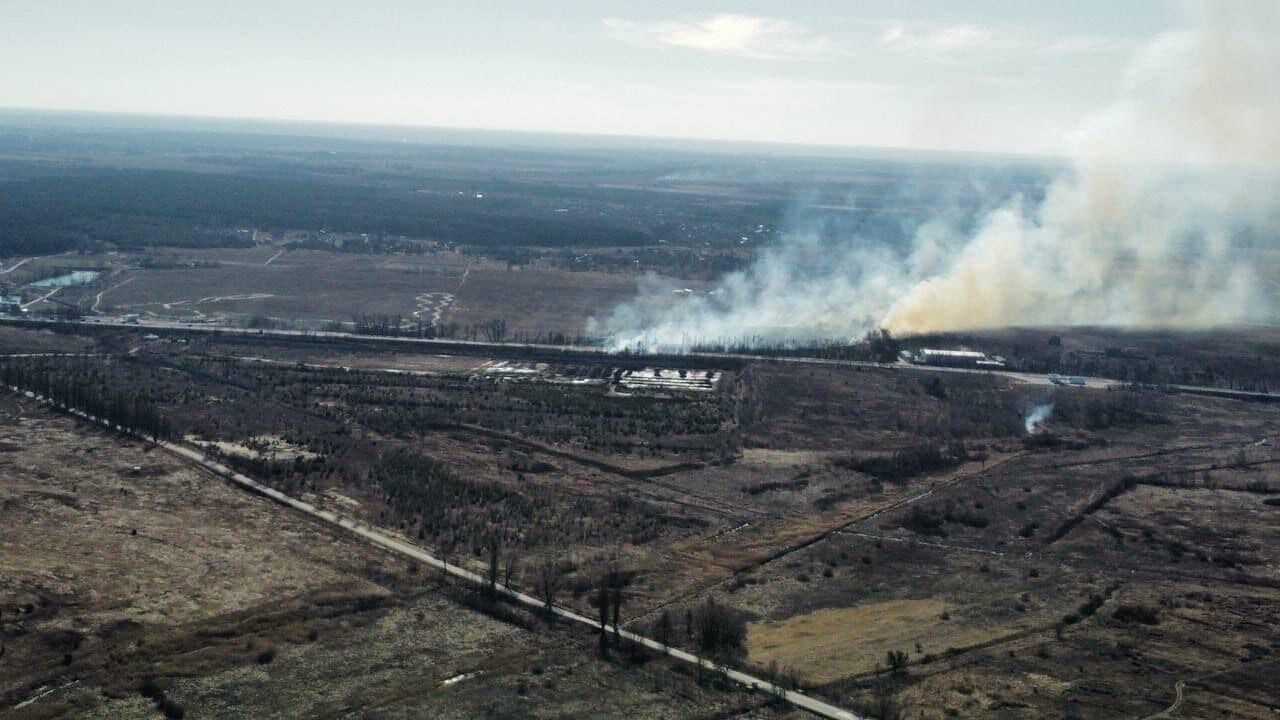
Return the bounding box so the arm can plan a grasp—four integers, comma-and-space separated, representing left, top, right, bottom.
0, 168, 651, 255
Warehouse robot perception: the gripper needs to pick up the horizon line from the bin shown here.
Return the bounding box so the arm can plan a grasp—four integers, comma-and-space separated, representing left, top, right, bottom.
0, 104, 1062, 166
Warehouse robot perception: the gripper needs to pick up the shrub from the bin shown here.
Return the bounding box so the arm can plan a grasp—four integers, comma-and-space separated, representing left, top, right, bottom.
159, 698, 186, 720
1112, 604, 1160, 625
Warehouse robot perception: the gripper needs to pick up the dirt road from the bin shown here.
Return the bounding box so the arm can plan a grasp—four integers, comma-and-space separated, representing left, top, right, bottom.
0, 258, 31, 275
21, 287, 61, 309
92, 276, 134, 313
1140, 680, 1186, 719
10, 385, 866, 720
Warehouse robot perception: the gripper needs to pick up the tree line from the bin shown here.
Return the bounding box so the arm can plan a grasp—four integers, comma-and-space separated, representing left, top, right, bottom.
0, 359, 173, 440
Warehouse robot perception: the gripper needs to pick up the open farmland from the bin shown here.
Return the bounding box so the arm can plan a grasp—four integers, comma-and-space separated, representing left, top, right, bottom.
31, 246, 688, 342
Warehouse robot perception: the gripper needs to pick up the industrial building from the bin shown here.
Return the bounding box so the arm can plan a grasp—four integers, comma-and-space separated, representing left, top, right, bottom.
910, 348, 1005, 369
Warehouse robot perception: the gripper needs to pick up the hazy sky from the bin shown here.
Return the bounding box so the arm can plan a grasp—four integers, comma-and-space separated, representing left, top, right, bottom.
2, 1, 1183, 155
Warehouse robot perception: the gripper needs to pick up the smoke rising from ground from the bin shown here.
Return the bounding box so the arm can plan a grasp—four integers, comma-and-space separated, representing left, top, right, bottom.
1025, 403, 1054, 434
591, 2, 1280, 350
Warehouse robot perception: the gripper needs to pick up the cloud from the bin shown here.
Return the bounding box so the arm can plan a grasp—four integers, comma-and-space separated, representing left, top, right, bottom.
603, 14, 830, 59
1041, 34, 1131, 56
880, 23, 995, 53
881, 22, 1131, 59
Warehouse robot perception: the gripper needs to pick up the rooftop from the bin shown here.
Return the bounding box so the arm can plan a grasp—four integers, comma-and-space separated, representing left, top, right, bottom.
919, 348, 987, 359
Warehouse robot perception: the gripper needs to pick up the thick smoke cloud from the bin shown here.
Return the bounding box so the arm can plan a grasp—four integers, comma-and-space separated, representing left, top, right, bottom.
591, 2, 1280, 350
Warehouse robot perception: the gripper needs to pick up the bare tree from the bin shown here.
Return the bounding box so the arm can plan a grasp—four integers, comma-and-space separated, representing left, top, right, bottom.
487, 534, 501, 598
693, 598, 747, 661
886, 649, 909, 676
873, 663, 902, 720
439, 539, 456, 585
610, 581, 623, 646
534, 557, 563, 614
654, 609, 673, 650
595, 580, 612, 654
502, 551, 520, 590
483, 318, 507, 343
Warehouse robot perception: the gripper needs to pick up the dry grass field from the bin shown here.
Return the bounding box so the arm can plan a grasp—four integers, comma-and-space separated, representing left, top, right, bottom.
3, 322, 1280, 719
0, 393, 797, 719
24, 247, 672, 340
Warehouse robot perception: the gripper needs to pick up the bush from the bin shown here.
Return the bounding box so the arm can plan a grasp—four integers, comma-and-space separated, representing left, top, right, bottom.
139, 677, 163, 699
1112, 604, 1160, 625
693, 598, 747, 659
159, 698, 186, 720
841, 442, 967, 483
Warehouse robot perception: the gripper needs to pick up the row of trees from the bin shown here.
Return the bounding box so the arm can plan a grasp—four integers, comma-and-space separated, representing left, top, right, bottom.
348, 313, 509, 342
0, 359, 172, 440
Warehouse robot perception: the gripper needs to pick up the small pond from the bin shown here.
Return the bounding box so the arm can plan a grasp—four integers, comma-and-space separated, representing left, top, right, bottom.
29, 270, 101, 288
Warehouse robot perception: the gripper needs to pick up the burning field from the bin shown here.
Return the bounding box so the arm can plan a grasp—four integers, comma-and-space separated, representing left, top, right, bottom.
592, 3, 1280, 350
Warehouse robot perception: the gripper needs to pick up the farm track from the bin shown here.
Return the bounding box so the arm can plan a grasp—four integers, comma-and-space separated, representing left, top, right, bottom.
457, 423, 709, 480
835, 531, 1005, 557
410, 291, 455, 328
629, 452, 1029, 624
6, 384, 866, 720
1041, 447, 1279, 547
455, 423, 765, 519
817, 582, 1127, 692
0, 258, 32, 275
92, 275, 134, 313
740, 451, 1028, 574
1138, 657, 1280, 719
1028, 443, 1234, 471
21, 287, 61, 310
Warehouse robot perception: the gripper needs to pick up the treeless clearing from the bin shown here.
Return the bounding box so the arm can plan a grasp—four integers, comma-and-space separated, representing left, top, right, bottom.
750, 600, 950, 679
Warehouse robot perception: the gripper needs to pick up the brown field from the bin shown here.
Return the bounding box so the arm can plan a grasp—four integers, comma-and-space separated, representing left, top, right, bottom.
3, 320, 1280, 719
38, 247, 669, 340
0, 393, 796, 719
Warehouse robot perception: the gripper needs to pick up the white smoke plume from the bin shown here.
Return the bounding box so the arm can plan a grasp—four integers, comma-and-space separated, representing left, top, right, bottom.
591, 2, 1280, 350
1025, 403, 1054, 434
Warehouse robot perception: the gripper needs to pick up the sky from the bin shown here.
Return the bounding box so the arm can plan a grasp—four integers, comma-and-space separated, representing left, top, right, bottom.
1, 1, 1184, 156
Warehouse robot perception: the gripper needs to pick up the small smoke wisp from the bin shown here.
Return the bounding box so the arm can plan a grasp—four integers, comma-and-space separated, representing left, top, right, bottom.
1025, 403, 1054, 434
590, 2, 1280, 351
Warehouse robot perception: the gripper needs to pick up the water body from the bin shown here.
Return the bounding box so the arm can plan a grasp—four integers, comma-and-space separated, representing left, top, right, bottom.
30, 270, 101, 288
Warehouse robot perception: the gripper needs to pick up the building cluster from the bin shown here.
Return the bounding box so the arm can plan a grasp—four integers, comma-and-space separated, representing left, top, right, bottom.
907, 348, 1006, 369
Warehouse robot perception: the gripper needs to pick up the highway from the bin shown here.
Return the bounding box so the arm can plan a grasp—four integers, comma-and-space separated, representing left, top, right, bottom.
7, 382, 866, 720
3, 316, 1123, 389
6, 316, 1279, 402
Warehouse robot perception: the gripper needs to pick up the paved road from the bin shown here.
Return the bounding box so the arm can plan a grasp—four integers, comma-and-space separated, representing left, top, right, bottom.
24, 314, 1280, 401
8, 384, 865, 720
6, 316, 1124, 390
